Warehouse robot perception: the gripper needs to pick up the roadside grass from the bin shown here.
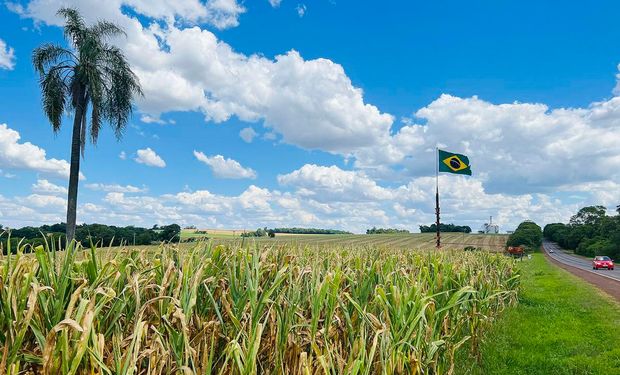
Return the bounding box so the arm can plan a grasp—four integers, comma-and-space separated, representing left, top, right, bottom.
457, 253, 620, 374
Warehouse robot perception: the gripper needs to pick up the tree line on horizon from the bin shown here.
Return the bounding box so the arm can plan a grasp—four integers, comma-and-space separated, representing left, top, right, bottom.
241, 227, 353, 237
272, 227, 352, 235
0, 223, 180, 253
544, 205, 620, 259
366, 227, 410, 234
419, 223, 472, 233
241, 225, 475, 237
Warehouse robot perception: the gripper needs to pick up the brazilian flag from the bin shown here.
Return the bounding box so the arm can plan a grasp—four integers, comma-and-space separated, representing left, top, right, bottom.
438, 149, 472, 176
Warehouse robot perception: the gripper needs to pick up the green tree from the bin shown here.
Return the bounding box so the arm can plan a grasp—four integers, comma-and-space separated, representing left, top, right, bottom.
32, 8, 142, 241
507, 221, 542, 250
159, 224, 181, 242
569, 205, 606, 226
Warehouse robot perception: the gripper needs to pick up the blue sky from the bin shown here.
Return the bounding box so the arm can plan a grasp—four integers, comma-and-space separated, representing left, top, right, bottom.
1, 0, 620, 232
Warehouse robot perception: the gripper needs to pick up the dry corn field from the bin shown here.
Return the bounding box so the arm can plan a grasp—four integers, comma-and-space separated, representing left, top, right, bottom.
0, 240, 519, 374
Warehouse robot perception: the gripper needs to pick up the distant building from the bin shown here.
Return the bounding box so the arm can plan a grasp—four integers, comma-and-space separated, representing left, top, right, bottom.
482, 216, 500, 234
484, 224, 500, 234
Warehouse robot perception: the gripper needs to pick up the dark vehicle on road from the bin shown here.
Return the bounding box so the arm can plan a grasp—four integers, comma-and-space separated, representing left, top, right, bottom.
592, 256, 614, 270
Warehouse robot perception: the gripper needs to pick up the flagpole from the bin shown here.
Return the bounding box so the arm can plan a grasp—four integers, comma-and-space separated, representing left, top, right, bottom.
436, 147, 441, 249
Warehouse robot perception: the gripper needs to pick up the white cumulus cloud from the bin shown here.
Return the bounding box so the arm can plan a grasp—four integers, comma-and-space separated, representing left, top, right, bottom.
32, 179, 67, 195
0, 39, 16, 70
0, 123, 74, 179
13, 0, 620, 199
0, 162, 585, 233
85, 182, 148, 193
194, 151, 256, 179
24, 194, 66, 208
12, 0, 394, 157
278, 164, 393, 202
239, 127, 257, 143
127, 26, 394, 156
135, 147, 166, 168
372, 94, 620, 194
13, 0, 394, 158
12, 0, 245, 30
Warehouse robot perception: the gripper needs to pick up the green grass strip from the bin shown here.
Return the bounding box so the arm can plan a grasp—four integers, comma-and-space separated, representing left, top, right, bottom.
457, 253, 620, 374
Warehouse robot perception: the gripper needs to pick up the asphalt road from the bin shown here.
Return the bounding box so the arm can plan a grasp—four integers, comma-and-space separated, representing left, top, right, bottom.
543, 240, 620, 282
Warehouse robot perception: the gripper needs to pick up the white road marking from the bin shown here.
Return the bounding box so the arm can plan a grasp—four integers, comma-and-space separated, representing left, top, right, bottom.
542, 240, 620, 283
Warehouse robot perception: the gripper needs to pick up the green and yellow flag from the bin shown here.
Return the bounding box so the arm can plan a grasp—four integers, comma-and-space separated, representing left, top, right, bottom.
438, 149, 472, 175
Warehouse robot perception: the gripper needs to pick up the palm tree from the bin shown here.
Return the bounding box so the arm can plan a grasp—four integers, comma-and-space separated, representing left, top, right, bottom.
32, 8, 142, 242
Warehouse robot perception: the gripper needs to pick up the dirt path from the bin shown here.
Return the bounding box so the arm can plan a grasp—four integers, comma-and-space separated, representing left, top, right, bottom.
543, 251, 620, 302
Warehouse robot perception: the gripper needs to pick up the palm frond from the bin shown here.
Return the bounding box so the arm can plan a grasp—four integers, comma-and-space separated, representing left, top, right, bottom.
90, 20, 126, 40
87, 73, 104, 144
91, 102, 101, 144
31, 43, 74, 75
99, 46, 143, 138
57, 8, 86, 48
40, 68, 67, 132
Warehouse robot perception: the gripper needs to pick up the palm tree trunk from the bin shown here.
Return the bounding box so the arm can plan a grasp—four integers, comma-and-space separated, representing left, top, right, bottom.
65, 90, 85, 243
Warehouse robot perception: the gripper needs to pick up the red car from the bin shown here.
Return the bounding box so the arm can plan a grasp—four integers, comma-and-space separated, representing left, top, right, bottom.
592, 256, 614, 270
